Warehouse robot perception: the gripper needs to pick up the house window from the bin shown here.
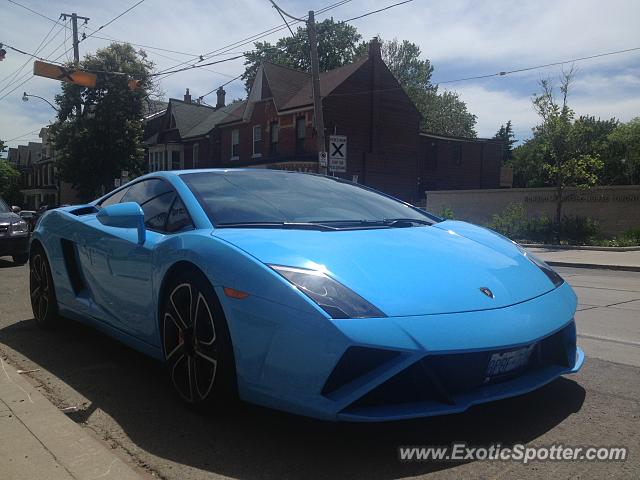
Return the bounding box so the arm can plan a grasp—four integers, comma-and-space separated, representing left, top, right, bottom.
171, 150, 181, 170
253, 125, 262, 157
192, 144, 199, 169
231, 129, 240, 159
270, 121, 279, 155
453, 144, 462, 166
296, 117, 305, 153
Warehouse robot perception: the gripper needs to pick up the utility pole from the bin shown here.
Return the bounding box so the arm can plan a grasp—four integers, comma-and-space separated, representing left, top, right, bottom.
307, 10, 327, 174
268, 2, 326, 174
60, 13, 89, 115
60, 13, 90, 64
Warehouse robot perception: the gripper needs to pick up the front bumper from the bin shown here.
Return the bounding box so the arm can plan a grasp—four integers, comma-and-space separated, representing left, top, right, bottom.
235, 282, 583, 422
0, 235, 29, 257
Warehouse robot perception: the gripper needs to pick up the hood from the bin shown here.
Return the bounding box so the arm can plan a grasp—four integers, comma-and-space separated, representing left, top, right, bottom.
0, 212, 20, 224
213, 221, 556, 316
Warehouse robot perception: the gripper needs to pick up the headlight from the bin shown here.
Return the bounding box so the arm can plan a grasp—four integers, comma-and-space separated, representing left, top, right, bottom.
10, 220, 29, 236
515, 243, 564, 288
528, 253, 564, 287
270, 265, 386, 319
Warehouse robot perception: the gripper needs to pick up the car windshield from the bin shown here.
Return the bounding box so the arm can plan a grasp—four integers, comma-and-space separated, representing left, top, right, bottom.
0, 198, 10, 214
181, 171, 435, 229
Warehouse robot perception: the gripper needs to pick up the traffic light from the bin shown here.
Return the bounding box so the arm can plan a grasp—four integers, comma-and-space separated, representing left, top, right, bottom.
33, 60, 97, 88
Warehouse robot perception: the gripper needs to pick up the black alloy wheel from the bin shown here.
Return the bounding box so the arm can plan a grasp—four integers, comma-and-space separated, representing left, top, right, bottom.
29, 247, 59, 327
161, 270, 237, 408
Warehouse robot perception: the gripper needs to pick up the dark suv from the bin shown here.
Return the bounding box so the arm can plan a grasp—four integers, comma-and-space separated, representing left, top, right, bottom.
0, 197, 29, 264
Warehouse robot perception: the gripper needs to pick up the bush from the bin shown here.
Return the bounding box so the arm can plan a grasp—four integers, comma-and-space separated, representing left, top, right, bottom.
438, 206, 455, 220
487, 203, 527, 239
560, 215, 600, 245
486, 203, 601, 245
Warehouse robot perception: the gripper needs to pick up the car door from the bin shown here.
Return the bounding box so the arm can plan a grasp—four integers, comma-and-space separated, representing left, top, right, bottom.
82, 179, 191, 343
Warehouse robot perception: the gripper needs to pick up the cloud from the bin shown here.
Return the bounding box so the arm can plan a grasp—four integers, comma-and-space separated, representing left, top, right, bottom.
1, 0, 639, 148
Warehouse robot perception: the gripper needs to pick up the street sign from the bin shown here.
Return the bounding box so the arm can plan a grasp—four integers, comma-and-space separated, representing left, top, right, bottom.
114, 178, 121, 187
33, 60, 97, 88
318, 151, 328, 167
329, 135, 347, 173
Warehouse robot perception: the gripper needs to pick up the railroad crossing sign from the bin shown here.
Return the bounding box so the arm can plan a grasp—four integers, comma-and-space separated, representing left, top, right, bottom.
329, 135, 347, 173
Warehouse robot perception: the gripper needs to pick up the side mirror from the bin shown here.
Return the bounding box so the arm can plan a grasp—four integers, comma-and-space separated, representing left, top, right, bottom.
96, 202, 146, 244
11, 206, 21, 213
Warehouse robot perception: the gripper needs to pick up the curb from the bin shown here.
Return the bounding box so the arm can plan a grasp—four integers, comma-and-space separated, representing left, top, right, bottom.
0, 356, 142, 480
521, 243, 640, 252
546, 261, 640, 272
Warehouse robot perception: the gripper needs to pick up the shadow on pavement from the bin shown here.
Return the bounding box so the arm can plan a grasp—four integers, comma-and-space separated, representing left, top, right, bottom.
0, 317, 586, 479
0, 257, 22, 269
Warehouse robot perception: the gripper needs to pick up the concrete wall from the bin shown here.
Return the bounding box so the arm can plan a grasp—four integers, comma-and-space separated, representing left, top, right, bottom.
426, 185, 640, 235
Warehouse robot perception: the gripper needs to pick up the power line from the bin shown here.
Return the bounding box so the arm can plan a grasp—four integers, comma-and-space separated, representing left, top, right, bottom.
147, 55, 245, 77
79, 0, 146, 44
153, 0, 352, 79
436, 46, 640, 84
342, 0, 414, 22
5, 128, 41, 143
6, 0, 61, 25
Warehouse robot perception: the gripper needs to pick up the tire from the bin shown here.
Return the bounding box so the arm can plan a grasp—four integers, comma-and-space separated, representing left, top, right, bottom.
29, 246, 59, 328
161, 268, 238, 409
13, 253, 29, 265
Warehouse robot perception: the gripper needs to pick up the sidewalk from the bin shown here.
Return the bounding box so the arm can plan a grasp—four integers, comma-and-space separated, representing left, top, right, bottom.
527, 246, 640, 272
0, 357, 142, 480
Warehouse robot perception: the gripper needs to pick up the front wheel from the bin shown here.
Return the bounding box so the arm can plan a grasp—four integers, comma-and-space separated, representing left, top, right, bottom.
29, 246, 59, 328
161, 269, 238, 409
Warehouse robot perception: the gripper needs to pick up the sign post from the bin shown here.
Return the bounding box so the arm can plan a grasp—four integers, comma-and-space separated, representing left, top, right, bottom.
329, 135, 347, 173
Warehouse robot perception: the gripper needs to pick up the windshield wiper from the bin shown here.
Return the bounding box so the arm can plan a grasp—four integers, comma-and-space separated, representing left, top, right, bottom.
382, 218, 433, 227
215, 221, 339, 231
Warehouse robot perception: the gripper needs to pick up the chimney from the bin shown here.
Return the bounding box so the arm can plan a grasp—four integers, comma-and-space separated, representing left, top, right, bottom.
368, 36, 382, 59
216, 87, 226, 109
183, 88, 191, 103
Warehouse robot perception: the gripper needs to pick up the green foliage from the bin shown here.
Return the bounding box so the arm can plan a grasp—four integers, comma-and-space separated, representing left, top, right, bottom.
560, 215, 600, 244
0, 159, 21, 205
242, 27, 477, 138
242, 19, 363, 91
607, 117, 640, 184
438, 206, 455, 219
486, 202, 599, 245
0, 138, 6, 154
487, 203, 528, 239
494, 121, 516, 164
50, 43, 154, 200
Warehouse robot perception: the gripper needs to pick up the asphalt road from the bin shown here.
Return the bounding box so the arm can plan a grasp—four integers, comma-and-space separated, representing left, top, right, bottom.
0, 259, 638, 480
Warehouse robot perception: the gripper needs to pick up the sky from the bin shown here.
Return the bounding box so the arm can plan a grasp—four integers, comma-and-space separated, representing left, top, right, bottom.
1, 0, 639, 151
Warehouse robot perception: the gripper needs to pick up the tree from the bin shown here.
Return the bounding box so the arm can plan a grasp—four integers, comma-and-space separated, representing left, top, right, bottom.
0, 159, 21, 205
0, 138, 6, 156
242, 27, 477, 137
531, 69, 604, 241
378, 39, 477, 137
494, 120, 516, 164
607, 117, 640, 184
242, 19, 362, 91
50, 43, 154, 200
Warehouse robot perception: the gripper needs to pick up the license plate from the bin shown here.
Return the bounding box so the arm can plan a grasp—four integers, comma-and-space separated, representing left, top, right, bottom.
484, 344, 535, 381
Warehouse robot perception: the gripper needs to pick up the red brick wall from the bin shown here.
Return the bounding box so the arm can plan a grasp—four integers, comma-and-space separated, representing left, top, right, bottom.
418, 136, 502, 192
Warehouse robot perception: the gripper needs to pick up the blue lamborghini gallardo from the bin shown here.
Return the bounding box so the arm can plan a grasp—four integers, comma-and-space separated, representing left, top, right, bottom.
29, 169, 583, 421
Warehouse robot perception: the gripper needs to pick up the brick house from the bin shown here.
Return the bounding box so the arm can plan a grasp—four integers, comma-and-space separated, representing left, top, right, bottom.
145, 38, 503, 203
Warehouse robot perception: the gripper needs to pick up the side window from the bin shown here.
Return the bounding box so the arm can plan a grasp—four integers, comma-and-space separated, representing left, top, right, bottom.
122, 179, 172, 206
100, 187, 130, 207
142, 191, 176, 231
166, 196, 193, 233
